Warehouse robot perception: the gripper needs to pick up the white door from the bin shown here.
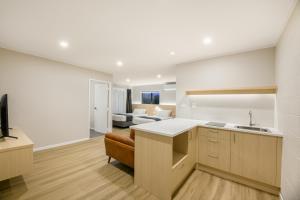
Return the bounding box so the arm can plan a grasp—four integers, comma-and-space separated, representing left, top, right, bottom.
94, 83, 109, 133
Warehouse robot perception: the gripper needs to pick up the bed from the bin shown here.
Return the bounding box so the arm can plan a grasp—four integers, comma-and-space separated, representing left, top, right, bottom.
132, 110, 172, 125
112, 109, 146, 128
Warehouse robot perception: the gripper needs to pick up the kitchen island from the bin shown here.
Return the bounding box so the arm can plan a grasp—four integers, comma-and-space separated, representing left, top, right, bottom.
131, 118, 283, 200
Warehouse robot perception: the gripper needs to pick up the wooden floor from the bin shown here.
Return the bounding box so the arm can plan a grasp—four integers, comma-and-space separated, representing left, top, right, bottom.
175, 171, 278, 200
0, 128, 279, 200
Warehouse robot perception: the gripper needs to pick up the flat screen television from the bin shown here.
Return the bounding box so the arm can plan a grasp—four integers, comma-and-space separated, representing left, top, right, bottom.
141, 91, 160, 105
0, 94, 17, 139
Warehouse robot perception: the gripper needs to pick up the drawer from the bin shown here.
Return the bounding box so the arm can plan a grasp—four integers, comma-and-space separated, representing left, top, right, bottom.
197, 132, 230, 172
207, 139, 219, 158
199, 128, 230, 141
171, 155, 191, 193
0, 148, 33, 181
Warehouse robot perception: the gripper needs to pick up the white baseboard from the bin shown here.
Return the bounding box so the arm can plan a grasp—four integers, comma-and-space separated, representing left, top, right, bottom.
33, 138, 89, 152
279, 193, 284, 200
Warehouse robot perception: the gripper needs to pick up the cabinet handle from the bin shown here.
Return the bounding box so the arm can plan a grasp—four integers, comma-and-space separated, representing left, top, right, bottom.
209, 130, 218, 133
208, 139, 218, 143
208, 154, 219, 159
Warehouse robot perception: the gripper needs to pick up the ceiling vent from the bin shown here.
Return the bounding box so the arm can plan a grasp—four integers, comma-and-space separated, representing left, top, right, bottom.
163, 82, 176, 91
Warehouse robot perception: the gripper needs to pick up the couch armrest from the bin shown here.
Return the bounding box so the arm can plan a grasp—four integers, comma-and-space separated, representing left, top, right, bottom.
105, 133, 134, 147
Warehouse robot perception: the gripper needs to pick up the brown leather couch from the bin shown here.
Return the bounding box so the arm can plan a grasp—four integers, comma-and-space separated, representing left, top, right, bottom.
104, 130, 135, 168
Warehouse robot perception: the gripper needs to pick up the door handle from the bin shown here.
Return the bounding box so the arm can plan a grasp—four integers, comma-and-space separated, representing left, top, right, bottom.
94, 107, 97, 110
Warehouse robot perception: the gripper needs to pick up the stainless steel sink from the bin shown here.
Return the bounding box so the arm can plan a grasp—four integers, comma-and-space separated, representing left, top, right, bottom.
235, 125, 270, 133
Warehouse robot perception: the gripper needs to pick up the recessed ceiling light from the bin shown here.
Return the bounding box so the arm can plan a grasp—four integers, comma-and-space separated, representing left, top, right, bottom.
126, 78, 131, 83
203, 37, 212, 45
156, 74, 162, 78
116, 61, 123, 67
169, 51, 175, 56
59, 41, 69, 48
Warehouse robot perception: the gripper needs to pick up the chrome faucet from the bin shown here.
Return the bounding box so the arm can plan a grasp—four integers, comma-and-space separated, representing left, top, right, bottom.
249, 110, 255, 126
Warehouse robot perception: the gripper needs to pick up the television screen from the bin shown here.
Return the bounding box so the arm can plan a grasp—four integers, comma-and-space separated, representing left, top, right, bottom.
0, 94, 9, 137
141, 91, 160, 104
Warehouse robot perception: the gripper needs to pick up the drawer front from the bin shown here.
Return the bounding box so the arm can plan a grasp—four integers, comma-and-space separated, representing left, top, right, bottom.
171, 155, 191, 193
207, 138, 219, 159
0, 148, 33, 181
197, 128, 230, 172
201, 128, 230, 141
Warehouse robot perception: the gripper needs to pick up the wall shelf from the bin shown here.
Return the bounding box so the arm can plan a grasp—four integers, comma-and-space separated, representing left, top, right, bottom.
185, 86, 277, 95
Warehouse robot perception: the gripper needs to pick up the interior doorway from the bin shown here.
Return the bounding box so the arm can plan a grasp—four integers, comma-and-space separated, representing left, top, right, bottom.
89, 79, 111, 138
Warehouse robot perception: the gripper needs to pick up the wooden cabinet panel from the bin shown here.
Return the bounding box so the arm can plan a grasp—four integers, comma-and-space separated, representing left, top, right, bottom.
197, 128, 230, 172
230, 131, 278, 186
0, 129, 33, 181
134, 131, 173, 200
135, 130, 195, 200
0, 148, 33, 181
188, 128, 197, 165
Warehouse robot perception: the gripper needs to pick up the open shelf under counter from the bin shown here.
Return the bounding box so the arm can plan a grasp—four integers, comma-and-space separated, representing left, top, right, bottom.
172, 131, 188, 166
173, 151, 188, 166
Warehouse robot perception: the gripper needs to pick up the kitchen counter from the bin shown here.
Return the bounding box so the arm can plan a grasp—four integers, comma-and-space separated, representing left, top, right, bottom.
130, 118, 198, 137
130, 118, 283, 137
133, 118, 283, 199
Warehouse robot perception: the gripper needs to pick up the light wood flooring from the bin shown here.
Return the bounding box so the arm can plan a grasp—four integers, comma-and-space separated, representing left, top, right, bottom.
0, 128, 279, 200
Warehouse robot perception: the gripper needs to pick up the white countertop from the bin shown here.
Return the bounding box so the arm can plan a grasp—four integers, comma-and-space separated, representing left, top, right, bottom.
130, 118, 283, 138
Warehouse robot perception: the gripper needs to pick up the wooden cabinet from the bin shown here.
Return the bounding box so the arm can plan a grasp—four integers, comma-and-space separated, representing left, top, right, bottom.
230, 131, 281, 186
0, 129, 33, 181
135, 131, 173, 200
197, 128, 230, 172
197, 128, 282, 188
135, 129, 196, 200
135, 125, 283, 199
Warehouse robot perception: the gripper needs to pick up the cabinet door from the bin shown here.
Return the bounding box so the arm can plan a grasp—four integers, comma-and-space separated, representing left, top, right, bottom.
230, 132, 277, 185
197, 128, 230, 172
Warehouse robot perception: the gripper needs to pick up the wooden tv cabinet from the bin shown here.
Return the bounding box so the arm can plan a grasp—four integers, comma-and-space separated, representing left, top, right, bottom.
0, 129, 34, 181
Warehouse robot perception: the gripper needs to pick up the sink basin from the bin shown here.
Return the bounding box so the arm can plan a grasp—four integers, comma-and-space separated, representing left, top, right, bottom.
235, 125, 270, 133
205, 122, 226, 127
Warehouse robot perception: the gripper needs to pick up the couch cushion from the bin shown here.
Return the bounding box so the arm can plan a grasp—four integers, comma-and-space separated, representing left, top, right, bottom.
105, 133, 134, 147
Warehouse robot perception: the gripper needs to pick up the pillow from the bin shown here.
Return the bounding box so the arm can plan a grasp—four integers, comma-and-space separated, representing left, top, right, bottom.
156, 110, 172, 118
133, 109, 146, 115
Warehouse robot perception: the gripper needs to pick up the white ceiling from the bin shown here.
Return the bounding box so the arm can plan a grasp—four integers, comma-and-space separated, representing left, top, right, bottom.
0, 0, 297, 86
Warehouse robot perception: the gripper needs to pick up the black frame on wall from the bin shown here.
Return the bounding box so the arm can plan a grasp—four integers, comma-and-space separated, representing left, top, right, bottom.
141, 91, 160, 104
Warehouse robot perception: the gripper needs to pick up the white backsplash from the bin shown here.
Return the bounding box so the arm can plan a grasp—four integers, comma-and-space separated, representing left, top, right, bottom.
177, 94, 275, 127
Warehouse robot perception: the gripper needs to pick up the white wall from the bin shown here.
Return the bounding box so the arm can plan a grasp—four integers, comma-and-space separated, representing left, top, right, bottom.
132, 84, 176, 105
0, 48, 112, 149
176, 48, 276, 127
275, 2, 300, 199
